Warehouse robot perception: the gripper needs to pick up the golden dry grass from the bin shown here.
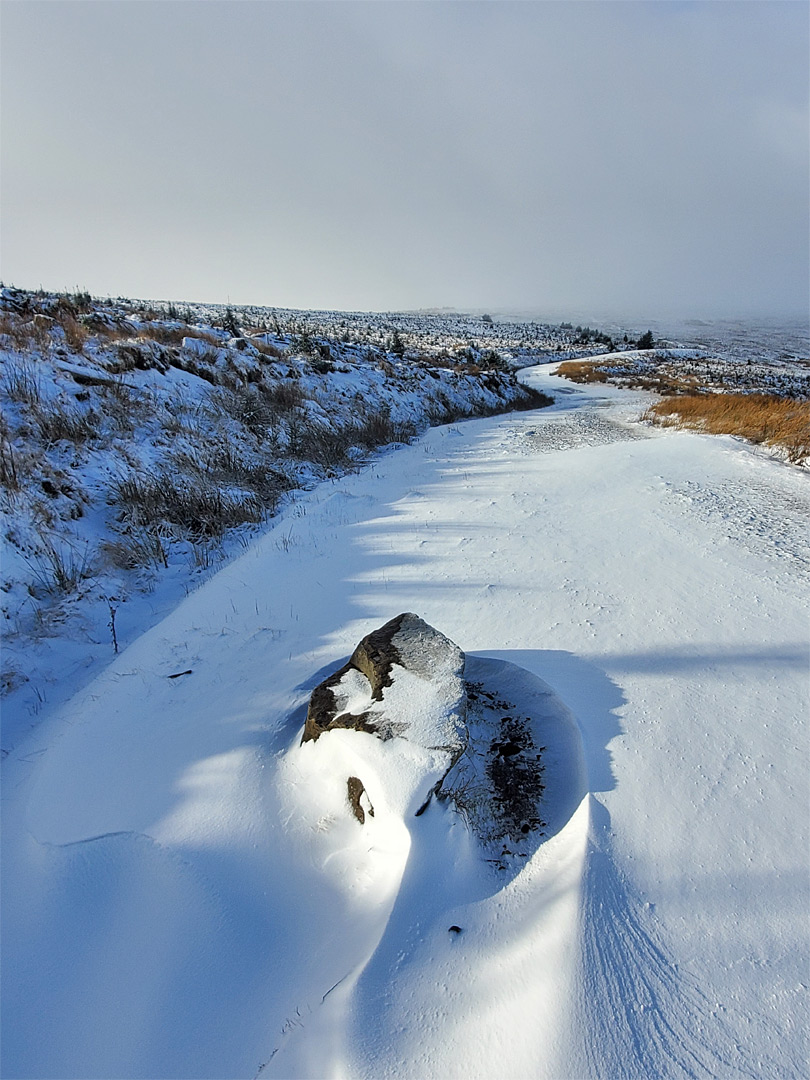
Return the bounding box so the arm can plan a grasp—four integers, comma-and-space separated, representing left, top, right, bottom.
646, 393, 810, 463
555, 359, 609, 383
135, 324, 190, 346
555, 357, 703, 395
61, 315, 88, 352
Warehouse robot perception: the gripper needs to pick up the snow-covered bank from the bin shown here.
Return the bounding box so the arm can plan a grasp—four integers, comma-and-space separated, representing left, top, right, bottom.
0, 288, 551, 753
2, 367, 808, 1078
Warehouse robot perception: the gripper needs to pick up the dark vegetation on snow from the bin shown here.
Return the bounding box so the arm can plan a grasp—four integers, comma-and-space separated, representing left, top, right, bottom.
439, 680, 547, 869
0, 285, 554, 584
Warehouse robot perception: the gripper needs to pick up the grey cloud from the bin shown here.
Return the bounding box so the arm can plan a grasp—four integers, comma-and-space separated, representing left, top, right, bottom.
1, 1, 807, 319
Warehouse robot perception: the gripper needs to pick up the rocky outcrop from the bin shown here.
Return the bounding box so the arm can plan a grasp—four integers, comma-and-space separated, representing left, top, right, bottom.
295, 619, 554, 852
301, 612, 466, 747
300, 613, 468, 825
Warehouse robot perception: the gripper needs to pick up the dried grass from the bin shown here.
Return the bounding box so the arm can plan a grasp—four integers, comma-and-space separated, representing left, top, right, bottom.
101, 528, 168, 570
2, 360, 41, 404
0, 432, 19, 490
35, 399, 99, 444
26, 533, 93, 594
555, 359, 609, 383
0, 314, 54, 351
250, 337, 285, 359
111, 469, 266, 538
61, 315, 89, 353
645, 393, 810, 464
137, 324, 221, 348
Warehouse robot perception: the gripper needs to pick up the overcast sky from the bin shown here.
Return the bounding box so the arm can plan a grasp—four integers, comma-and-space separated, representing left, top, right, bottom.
2, 1, 808, 320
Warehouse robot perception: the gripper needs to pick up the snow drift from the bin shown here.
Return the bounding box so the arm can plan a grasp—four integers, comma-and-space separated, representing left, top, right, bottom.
2, 361, 808, 1079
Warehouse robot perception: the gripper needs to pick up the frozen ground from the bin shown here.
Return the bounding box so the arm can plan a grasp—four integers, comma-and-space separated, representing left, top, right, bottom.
2, 364, 808, 1079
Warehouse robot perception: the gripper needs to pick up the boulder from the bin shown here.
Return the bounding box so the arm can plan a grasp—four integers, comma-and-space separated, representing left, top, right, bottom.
301, 613, 466, 750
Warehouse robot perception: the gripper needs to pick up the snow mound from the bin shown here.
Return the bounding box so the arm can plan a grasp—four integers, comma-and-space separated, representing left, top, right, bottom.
269, 654, 588, 1079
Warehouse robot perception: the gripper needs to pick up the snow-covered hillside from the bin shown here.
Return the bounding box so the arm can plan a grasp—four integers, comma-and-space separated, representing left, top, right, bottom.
2, 358, 807, 1079
1, 288, 555, 751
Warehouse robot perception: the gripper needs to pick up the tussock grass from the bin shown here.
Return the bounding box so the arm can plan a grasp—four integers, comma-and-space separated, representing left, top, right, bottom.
3, 361, 41, 405
111, 469, 266, 538
212, 385, 281, 435
101, 528, 168, 570
176, 445, 293, 506
137, 324, 221, 348
0, 314, 50, 351
250, 337, 285, 359
0, 432, 19, 490
555, 359, 609, 383
61, 315, 88, 353
296, 413, 414, 467
261, 380, 306, 412
645, 393, 810, 463
96, 378, 152, 435
354, 408, 416, 446
35, 399, 99, 444
27, 534, 93, 595
135, 324, 189, 346
0, 313, 30, 350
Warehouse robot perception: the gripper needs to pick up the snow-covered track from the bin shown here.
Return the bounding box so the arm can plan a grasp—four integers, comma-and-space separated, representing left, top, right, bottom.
3, 364, 807, 1079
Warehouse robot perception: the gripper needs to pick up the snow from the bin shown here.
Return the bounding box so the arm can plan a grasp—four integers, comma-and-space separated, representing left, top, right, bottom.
0, 295, 545, 753
2, 363, 808, 1078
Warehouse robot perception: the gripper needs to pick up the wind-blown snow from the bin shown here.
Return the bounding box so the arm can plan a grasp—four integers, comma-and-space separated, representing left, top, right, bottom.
2, 366, 808, 1079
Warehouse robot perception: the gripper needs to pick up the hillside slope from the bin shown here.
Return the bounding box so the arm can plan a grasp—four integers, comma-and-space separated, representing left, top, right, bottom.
0, 289, 552, 750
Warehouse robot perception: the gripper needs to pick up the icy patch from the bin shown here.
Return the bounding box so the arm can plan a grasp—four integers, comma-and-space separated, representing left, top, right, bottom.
516, 410, 652, 454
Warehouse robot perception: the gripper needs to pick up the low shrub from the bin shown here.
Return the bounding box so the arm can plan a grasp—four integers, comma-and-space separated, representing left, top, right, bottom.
261, 379, 306, 413
96, 378, 152, 435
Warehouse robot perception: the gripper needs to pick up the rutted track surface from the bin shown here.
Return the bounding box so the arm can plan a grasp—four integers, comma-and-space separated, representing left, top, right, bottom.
662, 471, 810, 581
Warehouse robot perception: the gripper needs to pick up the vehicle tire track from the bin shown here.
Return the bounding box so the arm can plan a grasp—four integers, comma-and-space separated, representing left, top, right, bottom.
663, 472, 810, 581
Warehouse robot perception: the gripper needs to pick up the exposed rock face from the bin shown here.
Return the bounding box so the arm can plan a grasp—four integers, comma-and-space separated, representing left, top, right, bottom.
347, 776, 374, 824
350, 613, 409, 700
301, 612, 467, 748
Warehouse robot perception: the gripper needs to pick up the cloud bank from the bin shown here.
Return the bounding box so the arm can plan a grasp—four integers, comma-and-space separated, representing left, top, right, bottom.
2, 1, 807, 319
